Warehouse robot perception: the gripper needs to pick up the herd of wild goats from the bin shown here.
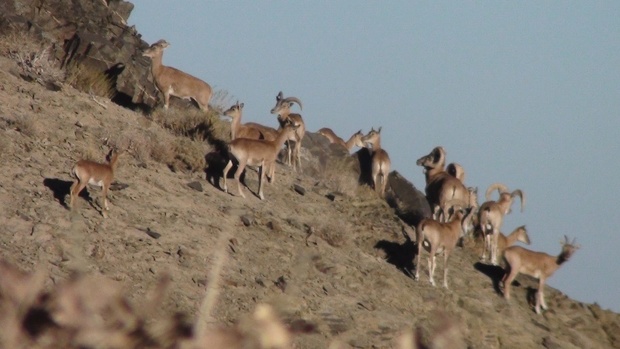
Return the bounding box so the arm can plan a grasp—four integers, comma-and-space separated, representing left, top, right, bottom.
67, 39, 579, 315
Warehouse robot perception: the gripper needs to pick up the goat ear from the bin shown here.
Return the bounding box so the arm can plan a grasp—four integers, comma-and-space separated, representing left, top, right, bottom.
239, 103, 244, 109
378, 126, 382, 133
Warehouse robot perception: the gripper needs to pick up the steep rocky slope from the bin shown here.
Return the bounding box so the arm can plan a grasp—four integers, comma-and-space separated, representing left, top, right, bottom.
0, 5, 619, 348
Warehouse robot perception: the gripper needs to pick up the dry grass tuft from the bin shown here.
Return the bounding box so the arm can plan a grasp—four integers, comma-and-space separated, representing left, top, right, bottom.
151, 103, 230, 143
8, 114, 39, 137
170, 138, 208, 173
315, 220, 352, 248
318, 157, 359, 197
65, 62, 115, 99
0, 135, 11, 158
0, 29, 64, 84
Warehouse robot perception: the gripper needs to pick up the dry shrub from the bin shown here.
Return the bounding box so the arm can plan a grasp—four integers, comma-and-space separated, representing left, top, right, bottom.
65, 62, 115, 99
315, 220, 352, 247
171, 138, 207, 173
318, 157, 359, 197
0, 135, 11, 158
110, 129, 153, 163
151, 103, 230, 143
150, 140, 176, 164
9, 114, 39, 137
0, 259, 301, 349
0, 29, 64, 83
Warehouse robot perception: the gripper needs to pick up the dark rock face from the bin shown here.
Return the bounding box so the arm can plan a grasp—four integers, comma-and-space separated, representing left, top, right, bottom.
386, 171, 431, 228
0, 0, 158, 109
301, 131, 430, 227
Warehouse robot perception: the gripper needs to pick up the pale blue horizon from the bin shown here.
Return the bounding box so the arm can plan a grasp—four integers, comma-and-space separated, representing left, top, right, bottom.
128, 1, 620, 312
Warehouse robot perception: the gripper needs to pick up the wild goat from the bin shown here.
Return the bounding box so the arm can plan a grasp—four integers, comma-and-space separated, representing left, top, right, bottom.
478, 183, 525, 265
68, 148, 121, 218
318, 128, 365, 153
223, 101, 278, 141
503, 236, 580, 314
415, 147, 470, 222
223, 123, 299, 200
270, 91, 305, 172
361, 127, 391, 197
447, 163, 465, 182
143, 40, 212, 111
415, 208, 474, 288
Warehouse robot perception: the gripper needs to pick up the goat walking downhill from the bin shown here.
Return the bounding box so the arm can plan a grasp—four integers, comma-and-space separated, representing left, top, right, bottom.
68, 148, 121, 218
502, 236, 579, 314
143, 40, 212, 111
222, 123, 299, 200
415, 208, 474, 288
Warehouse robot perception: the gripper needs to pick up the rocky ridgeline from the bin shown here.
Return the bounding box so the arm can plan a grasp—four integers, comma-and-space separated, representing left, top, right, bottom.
0, 0, 158, 109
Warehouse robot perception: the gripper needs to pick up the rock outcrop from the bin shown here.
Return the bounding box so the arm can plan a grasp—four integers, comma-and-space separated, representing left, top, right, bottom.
0, 0, 158, 109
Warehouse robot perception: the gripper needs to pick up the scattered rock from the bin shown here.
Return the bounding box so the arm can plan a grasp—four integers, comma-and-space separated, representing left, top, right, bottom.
274, 276, 287, 292
267, 220, 282, 232
145, 228, 161, 239
293, 183, 306, 195
240, 215, 254, 226
187, 181, 203, 192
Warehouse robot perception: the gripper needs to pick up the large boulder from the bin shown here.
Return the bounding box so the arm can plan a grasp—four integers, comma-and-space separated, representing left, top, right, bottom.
0, 0, 158, 109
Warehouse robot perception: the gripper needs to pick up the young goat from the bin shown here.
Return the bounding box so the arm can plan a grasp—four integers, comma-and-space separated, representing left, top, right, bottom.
361, 127, 391, 197
270, 91, 305, 172
415, 208, 474, 288
502, 236, 580, 314
478, 183, 525, 265
143, 40, 212, 111
68, 148, 121, 218
223, 123, 299, 200
223, 101, 278, 141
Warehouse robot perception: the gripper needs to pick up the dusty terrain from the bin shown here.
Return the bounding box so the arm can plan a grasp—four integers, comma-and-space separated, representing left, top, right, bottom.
1, 42, 619, 348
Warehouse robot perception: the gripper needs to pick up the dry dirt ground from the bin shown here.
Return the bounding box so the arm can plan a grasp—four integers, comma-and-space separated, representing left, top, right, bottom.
0, 52, 619, 349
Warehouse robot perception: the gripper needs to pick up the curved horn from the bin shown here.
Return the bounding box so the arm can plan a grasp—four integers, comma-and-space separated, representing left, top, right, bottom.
282, 96, 303, 110
432, 146, 446, 167
485, 183, 509, 201
511, 189, 525, 212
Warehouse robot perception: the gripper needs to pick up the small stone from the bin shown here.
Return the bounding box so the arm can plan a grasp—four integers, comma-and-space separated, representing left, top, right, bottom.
293, 184, 306, 195
145, 228, 161, 239
187, 181, 203, 192
240, 215, 253, 226
267, 220, 282, 232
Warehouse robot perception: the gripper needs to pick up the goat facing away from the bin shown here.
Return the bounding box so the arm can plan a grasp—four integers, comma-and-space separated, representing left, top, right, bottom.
414, 208, 474, 288
222, 122, 299, 200
361, 127, 391, 197
502, 236, 580, 314
270, 91, 305, 172
69, 147, 121, 218
142, 39, 212, 111
478, 183, 525, 265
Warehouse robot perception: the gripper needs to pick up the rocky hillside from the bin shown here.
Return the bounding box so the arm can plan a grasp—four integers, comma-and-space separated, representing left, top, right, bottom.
0, 2, 619, 349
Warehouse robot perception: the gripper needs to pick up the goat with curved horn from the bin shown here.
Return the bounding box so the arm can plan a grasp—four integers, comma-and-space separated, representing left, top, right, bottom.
270, 91, 305, 172
478, 183, 526, 265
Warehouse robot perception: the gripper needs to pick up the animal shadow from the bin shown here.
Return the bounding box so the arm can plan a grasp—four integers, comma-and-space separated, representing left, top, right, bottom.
204, 150, 246, 192
374, 234, 416, 278
354, 147, 374, 187
474, 262, 506, 295
43, 178, 83, 209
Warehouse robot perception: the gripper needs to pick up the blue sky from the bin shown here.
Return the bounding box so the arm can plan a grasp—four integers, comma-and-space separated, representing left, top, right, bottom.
129, 1, 620, 312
